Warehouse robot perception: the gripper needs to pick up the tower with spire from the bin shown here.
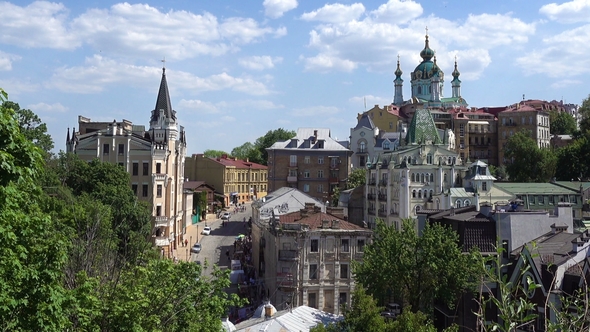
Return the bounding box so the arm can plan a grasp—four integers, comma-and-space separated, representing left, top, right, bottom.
451, 56, 462, 98
393, 55, 404, 105
64, 62, 188, 258
410, 29, 444, 106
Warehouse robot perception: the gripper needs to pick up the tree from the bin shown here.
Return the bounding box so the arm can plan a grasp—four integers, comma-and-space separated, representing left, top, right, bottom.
555, 135, 590, 181
0, 90, 70, 330
504, 130, 557, 182
579, 94, 590, 134
347, 168, 366, 189
204, 149, 230, 158
231, 142, 261, 162
2, 100, 54, 155
550, 110, 577, 135
354, 219, 477, 316
253, 128, 296, 165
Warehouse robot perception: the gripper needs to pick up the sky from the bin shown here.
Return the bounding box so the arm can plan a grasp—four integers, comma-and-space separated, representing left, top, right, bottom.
1, 0, 590, 156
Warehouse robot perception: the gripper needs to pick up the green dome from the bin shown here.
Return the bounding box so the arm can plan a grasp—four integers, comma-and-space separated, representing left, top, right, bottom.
413, 60, 443, 80
420, 35, 435, 61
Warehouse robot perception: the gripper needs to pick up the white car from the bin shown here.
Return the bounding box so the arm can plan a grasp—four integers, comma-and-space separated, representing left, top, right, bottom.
190, 243, 202, 254
201, 226, 211, 235
221, 212, 231, 220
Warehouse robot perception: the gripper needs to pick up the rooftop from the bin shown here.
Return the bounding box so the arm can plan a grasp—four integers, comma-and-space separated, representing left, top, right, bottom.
494, 182, 580, 195
235, 305, 342, 332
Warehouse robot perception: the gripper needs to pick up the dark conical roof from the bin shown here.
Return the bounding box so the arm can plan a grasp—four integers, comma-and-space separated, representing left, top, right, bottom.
151, 68, 176, 123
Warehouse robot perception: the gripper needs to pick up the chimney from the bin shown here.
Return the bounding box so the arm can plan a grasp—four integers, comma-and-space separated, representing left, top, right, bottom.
322, 220, 330, 229
331, 220, 340, 229
314, 130, 318, 142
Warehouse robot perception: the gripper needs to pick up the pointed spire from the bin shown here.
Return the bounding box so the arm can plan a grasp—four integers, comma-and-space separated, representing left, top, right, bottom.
394, 54, 403, 79
66, 127, 70, 143
452, 56, 461, 79
151, 64, 176, 124
71, 127, 76, 141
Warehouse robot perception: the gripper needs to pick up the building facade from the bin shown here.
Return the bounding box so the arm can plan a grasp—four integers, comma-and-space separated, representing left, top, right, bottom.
185, 154, 268, 206
66, 68, 187, 255
266, 128, 352, 201
252, 202, 371, 314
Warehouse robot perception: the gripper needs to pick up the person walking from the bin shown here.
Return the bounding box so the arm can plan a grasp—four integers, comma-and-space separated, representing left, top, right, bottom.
184, 239, 188, 247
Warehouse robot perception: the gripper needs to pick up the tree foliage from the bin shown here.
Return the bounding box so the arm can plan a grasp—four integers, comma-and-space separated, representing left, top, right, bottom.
2, 100, 54, 156
549, 110, 577, 135
203, 149, 230, 158
354, 219, 477, 316
231, 141, 261, 162
346, 168, 366, 189
252, 128, 296, 165
554, 134, 590, 181
579, 94, 590, 134
504, 130, 557, 182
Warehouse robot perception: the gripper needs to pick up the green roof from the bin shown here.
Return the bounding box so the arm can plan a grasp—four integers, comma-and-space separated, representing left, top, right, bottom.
494, 182, 579, 195
405, 108, 442, 145
552, 181, 590, 191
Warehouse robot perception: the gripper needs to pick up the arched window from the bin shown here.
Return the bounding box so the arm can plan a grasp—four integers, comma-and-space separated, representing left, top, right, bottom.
421, 173, 425, 183
412, 190, 416, 198
430, 190, 434, 197
359, 141, 366, 152
444, 172, 448, 182
415, 205, 422, 214
448, 157, 452, 165
464, 199, 470, 206
411, 173, 415, 182
455, 199, 462, 208
426, 154, 433, 164
383, 141, 390, 150
452, 157, 456, 165
429, 173, 434, 182
418, 86, 422, 94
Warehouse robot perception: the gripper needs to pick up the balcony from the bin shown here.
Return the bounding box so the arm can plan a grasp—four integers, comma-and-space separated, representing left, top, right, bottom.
369, 178, 377, 185
378, 194, 387, 201
279, 249, 298, 261
329, 176, 339, 184
289, 162, 297, 167
329, 164, 340, 170
357, 148, 368, 154
154, 216, 168, 228
367, 193, 376, 200
154, 236, 170, 247
287, 175, 298, 183
368, 207, 376, 215
378, 209, 387, 217
154, 174, 167, 181
277, 273, 296, 291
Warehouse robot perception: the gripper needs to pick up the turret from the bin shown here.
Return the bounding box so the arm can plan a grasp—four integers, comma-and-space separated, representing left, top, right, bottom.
393, 55, 404, 105
150, 65, 178, 143
451, 56, 461, 98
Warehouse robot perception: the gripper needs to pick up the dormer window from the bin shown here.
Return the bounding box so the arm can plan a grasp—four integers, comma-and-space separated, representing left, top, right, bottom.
383, 141, 390, 150
317, 140, 324, 149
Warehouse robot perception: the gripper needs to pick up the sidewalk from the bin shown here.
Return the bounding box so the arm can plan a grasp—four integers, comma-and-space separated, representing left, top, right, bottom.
174, 213, 218, 262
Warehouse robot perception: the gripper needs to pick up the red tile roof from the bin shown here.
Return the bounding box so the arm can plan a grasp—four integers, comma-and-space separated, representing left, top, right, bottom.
279, 210, 365, 231
211, 155, 267, 169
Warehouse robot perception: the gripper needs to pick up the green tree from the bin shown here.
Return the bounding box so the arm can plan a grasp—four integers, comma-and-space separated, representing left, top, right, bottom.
555, 134, 590, 181
204, 149, 230, 158
354, 219, 477, 316
253, 128, 296, 165
2, 100, 54, 155
579, 94, 590, 134
346, 168, 366, 189
231, 142, 261, 162
0, 90, 70, 330
550, 110, 577, 135
504, 130, 557, 182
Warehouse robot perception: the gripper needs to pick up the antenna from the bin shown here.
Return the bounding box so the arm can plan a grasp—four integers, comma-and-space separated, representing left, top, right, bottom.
364, 96, 367, 110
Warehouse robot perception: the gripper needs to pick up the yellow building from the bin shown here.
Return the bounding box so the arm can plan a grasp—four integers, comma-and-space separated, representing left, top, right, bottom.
356, 104, 402, 132
66, 68, 188, 256
185, 154, 268, 206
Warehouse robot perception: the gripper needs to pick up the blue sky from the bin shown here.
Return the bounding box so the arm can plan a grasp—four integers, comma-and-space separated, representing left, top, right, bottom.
1, 0, 589, 155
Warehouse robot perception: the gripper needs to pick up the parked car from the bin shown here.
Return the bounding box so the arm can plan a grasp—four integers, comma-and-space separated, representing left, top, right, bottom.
221, 212, 231, 220
201, 226, 211, 235
190, 243, 202, 254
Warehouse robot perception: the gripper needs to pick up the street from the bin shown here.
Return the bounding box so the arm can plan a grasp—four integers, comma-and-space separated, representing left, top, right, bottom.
176, 203, 252, 278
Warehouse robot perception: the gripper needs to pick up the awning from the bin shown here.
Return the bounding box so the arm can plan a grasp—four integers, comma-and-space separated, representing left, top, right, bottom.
467, 120, 490, 125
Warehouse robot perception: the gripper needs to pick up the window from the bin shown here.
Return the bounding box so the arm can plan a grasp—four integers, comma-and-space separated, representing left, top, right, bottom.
549, 195, 554, 205
304, 156, 310, 164
103, 143, 109, 155
459, 124, 465, 137
142, 184, 148, 197
132, 184, 138, 195
142, 162, 149, 175
383, 141, 390, 150
290, 155, 297, 165
482, 181, 487, 191
339, 292, 347, 307
132, 162, 138, 176
340, 264, 349, 279
304, 170, 310, 178
317, 170, 324, 178
357, 239, 365, 252
156, 206, 161, 216
118, 162, 124, 167
308, 293, 317, 308
157, 185, 162, 197
326, 238, 334, 252
318, 156, 324, 164
156, 163, 161, 173
341, 239, 350, 252
317, 184, 324, 193
310, 239, 319, 252
309, 264, 318, 280
303, 184, 309, 192
538, 195, 544, 204
118, 143, 124, 155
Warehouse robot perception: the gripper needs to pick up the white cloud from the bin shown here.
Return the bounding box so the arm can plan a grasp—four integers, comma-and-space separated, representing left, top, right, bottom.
239, 56, 283, 70
292, 105, 340, 117
263, 0, 298, 19
27, 102, 68, 113
179, 98, 283, 114
301, 3, 365, 24
551, 79, 583, 89
302, 54, 357, 72
178, 99, 219, 114
349, 95, 392, 108
0, 1, 78, 49
540, 0, 590, 23
516, 24, 590, 78
49, 55, 272, 95
0, 51, 21, 71
369, 0, 423, 24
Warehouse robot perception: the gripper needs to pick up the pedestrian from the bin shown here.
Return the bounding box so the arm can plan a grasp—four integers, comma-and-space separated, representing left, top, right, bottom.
226, 249, 230, 260
184, 239, 188, 247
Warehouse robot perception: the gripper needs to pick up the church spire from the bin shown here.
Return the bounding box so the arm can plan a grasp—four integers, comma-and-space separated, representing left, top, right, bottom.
451, 56, 462, 98
393, 54, 404, 105
420, 27, 434, 61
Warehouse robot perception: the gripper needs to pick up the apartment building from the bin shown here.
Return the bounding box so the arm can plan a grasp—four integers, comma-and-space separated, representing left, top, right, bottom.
66, 67, 187, 254
185, 154, 267, 206
497, 104, 550, 164
266, 128, 352, 202
252, 202, 371, 314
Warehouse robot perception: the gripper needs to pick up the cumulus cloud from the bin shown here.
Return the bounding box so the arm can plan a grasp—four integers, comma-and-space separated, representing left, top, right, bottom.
369, 0, 423, 24
516, 24, 590, 78
0, 1, 79, 49
540, 0, 590, 23
551, 79, 583, 89
179, 98, 284, 114
239, 56, 283, 70
27, 102, 68, 113
301, 3, 365, 23
0, 51, 21, 71
49, 55, 272, 95
302, 54, 357, 72
292, 105, 340, 117
263, 0, 298, 19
